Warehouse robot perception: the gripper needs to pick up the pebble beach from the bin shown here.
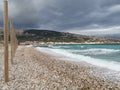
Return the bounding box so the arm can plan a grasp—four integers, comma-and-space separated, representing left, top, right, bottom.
0, 46, 120, 90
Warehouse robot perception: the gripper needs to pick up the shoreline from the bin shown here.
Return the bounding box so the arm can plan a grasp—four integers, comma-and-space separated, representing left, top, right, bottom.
36, 46, 120, 71
20, 41, 120, 45
31, 46, 120, 89
0, 46, 120, 89
36, 46, 120, 82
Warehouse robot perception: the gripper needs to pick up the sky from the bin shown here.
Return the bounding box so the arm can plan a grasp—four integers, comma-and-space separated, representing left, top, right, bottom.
0, 0, 120, 37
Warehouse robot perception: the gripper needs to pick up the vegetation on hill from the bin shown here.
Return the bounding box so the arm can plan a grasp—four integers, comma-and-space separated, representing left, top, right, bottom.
0, 28, 120, 43
17, 29, 97, 43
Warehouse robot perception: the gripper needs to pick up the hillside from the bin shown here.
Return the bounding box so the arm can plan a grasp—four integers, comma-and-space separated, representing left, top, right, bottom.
18, 29, 94, 43
0, 28, 3, 41
17, 29, 120, 43
0, 28, 120, 43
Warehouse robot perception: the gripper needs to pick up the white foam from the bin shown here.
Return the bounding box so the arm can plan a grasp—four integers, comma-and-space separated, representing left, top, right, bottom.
26, 45, 33, 47
70, 48, 120, 55
49, 45, 70, 49
36, 47, 120, 71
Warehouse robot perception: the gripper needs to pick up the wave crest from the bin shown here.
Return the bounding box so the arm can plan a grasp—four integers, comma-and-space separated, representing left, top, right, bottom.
70, 48, 120, 55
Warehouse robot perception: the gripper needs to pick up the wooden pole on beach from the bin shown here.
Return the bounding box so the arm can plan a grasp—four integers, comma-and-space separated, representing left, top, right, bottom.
3, 0, 9, 82
10, 21, 18, 61
13, 28, 15, 57
10, 20, 13, 64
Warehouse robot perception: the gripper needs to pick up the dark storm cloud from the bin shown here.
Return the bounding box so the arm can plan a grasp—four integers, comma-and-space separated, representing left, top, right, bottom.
0, 0, 120, 35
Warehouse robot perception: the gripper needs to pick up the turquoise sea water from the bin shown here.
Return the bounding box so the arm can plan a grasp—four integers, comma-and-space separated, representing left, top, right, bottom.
49, 44, 120, 62
36, 44, 120, 71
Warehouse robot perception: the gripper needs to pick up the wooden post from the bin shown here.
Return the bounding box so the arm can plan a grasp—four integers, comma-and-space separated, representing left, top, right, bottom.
10, 20, 13, 64
13, 29, 15, 57
4, 0, 9, 82
9, 19, 18, 65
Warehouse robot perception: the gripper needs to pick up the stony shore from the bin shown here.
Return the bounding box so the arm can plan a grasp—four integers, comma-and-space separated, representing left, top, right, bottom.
0, 46, 120, 90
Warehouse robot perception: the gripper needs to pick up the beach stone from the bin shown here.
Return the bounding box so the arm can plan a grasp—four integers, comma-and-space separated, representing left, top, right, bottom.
0, 46, 120, 90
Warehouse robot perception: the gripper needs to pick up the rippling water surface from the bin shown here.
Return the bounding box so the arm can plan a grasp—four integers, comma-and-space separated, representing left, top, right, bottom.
36, 44, 120, 71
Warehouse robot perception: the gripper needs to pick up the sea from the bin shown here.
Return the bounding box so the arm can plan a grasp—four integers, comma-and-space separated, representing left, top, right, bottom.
36, 44, 120, 72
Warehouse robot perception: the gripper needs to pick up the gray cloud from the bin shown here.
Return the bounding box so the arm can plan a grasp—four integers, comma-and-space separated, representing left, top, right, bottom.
0, 0, 120, 36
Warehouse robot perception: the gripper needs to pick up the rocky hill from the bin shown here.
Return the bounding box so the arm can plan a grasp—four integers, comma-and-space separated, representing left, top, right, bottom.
17, 29, 120, 43
0, 28, 120, 43
18, 29, 93, 42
